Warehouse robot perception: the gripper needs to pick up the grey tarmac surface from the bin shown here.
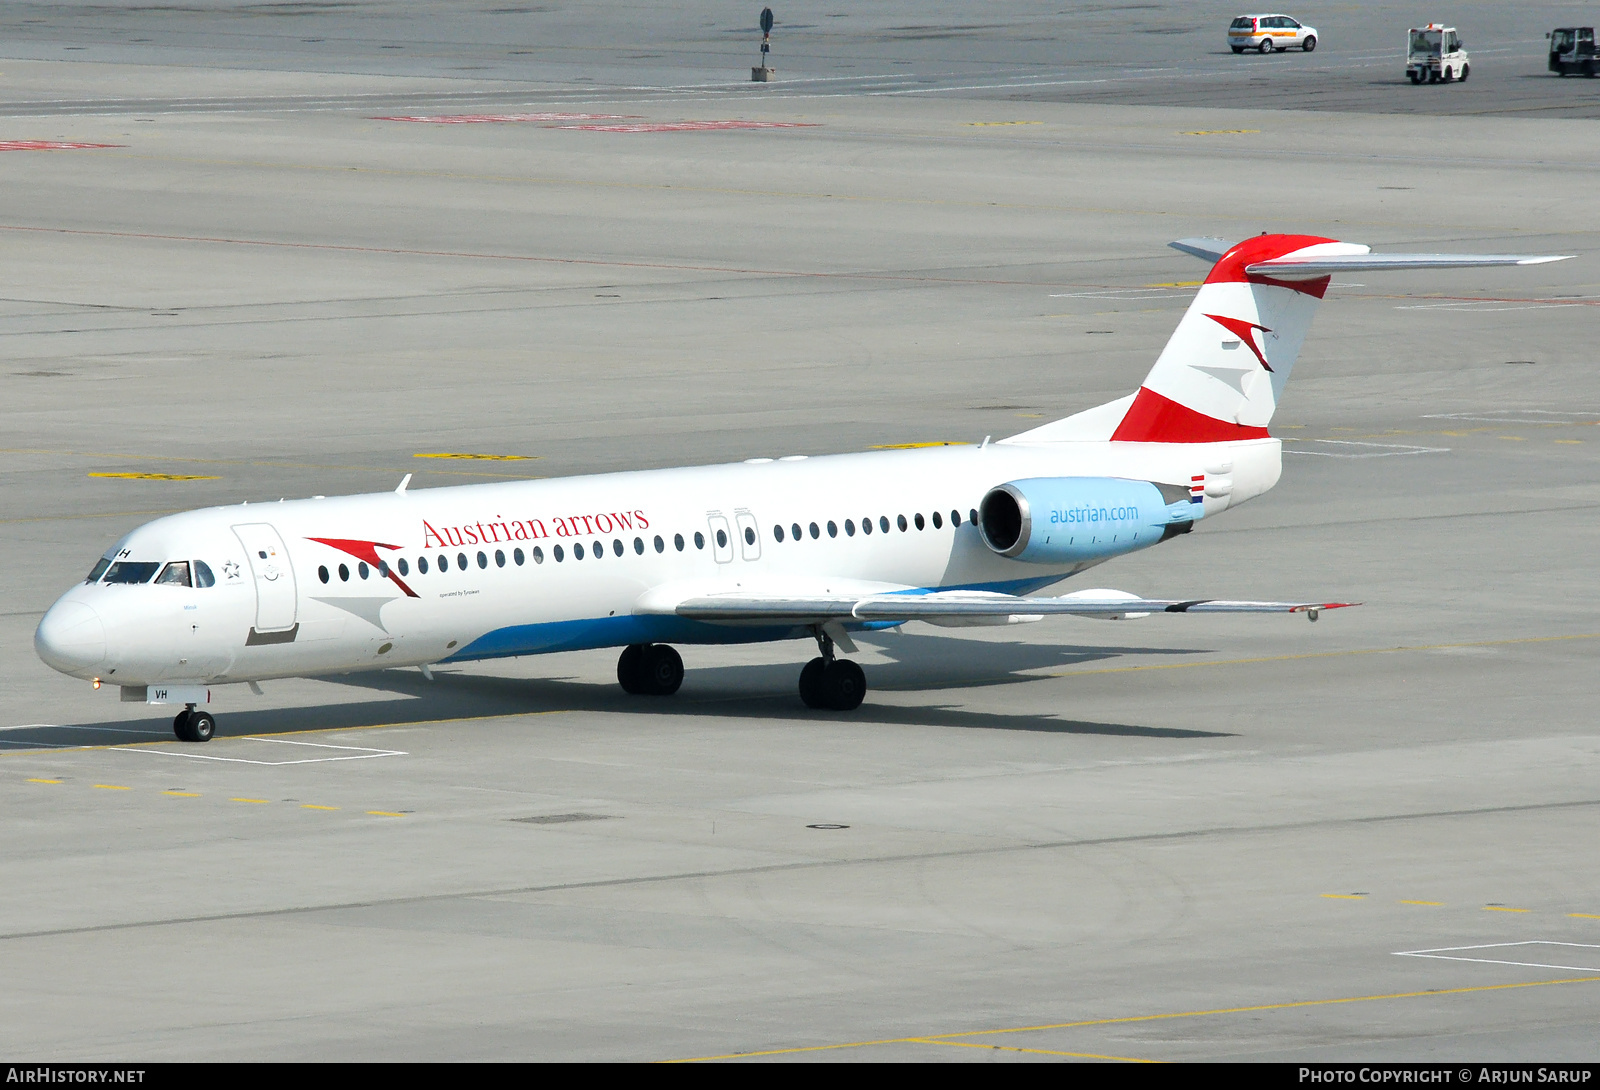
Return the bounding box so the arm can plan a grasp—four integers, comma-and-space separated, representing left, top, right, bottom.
2, 1, 1599, 1063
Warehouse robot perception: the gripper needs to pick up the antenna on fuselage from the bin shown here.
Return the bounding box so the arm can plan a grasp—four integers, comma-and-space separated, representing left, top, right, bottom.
395, 473, 412, 494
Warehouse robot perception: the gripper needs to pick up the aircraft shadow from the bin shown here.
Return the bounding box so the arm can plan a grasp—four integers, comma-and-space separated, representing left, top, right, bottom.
9, 636, 1230, 747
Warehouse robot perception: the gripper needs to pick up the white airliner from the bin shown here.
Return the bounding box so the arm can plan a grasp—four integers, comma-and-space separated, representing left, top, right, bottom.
35, 234, 1567, 741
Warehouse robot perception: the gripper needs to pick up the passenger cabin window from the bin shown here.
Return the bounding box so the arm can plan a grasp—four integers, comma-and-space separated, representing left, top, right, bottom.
845, 519, 855, 537
86, 558, 112, 584
419, 556, 430, 574
654, 535, 665, 553
103, 561, 161, 584
694, 532, 705, 550
674, 533, 685, 552
774, 524, 785, 542
155, 561, 192, 587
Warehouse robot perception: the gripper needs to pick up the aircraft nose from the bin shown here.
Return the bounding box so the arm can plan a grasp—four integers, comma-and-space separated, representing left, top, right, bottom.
35, 600, 106, 675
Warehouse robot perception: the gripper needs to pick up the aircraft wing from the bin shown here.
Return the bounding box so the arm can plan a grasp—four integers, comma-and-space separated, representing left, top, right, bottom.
671, 589, 1355, 624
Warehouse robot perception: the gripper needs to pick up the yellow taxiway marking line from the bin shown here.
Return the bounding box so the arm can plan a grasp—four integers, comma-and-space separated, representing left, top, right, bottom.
302, 804, 339, 811
0, 508, 185, 525
1180, 129, 1260, 136
1556, 439, 1584, 444
162, 791, 200, 797
1144, 281, 1202, 288
87, 471, 219, 481
3, 448, 535, 480
965, 120, 1042, 126
1322, 893, 1366, 900
413, 452, 534, 461
911, 1038, 1156, 1062
1048, 631, 1600, 682
27, 778, 62, 784
1401, 900, 1444, 906
1497, 436, 1527, 442
1570, 914, 1600, 920
665, 976, 1600, 1062
230, 797, 269, 804
1485, 906, 1532, 913
366, 810, 406, 817
92, 784, 131, 790
869, 441, 971, 449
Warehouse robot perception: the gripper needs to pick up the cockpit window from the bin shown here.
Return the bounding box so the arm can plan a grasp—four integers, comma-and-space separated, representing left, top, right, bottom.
103, 561, 161, 584
194, 560, 216, 588
86, 558, 112, 584
155, 561, 192, 587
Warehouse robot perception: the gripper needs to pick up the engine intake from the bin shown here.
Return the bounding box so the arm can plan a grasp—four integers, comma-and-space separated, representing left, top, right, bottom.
978, 477, 1198, 564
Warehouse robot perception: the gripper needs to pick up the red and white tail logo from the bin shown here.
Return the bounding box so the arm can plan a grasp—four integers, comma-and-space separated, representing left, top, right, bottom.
1111, 234, 1356, 443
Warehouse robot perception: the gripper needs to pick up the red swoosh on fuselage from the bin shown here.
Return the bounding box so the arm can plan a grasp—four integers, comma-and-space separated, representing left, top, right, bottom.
307, 537, 419, 598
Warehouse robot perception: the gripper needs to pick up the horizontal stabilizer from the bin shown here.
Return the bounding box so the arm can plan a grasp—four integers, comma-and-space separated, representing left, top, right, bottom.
1246, 252, 1573, 279
1169, 237, 1235, 263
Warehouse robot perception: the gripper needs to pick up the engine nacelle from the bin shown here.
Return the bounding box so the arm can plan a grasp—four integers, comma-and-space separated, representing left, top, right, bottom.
978, 477, 1198, 565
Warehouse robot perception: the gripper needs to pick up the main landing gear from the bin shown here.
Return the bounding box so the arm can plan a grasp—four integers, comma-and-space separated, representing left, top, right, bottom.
617, 643, 685, 696
798, 627, 866, 712
172, 704, 216, 743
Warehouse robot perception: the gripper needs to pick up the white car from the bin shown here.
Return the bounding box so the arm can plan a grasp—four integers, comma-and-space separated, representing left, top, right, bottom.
1229, 14, 1318, 54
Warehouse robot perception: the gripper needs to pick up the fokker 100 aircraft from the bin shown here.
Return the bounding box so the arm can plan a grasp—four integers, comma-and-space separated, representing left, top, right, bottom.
35, 234, 1567, 741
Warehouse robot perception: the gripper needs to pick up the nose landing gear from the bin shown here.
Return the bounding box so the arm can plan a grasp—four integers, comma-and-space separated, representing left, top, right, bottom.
617, 643, 684, 696
172, 704, 216, 742
798, 627, 867, 711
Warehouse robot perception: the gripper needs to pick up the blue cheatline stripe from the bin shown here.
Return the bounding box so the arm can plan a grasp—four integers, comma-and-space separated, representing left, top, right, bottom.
445, 614, 806, 662
443, 574, 1078, 662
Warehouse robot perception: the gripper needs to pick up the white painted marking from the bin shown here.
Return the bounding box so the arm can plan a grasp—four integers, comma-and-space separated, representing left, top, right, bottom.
111, 737, 407, 766
1283, 440, 1450, 458
1422, 410, 1600, 425
1395, 302, 1585, 313
1395, 941, 1600, 974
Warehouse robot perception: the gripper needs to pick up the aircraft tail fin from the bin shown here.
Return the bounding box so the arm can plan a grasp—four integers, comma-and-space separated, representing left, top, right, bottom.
1005, 234, 1570, 446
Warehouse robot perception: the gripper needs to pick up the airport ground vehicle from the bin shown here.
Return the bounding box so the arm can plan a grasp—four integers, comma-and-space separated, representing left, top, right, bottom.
1408, 24, 1469, 83
1228, 14, 1317, 53
1548, 27, 1597, 76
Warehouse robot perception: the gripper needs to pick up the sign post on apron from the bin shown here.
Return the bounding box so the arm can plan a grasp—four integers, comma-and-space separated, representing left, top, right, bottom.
753, 8, 775, 81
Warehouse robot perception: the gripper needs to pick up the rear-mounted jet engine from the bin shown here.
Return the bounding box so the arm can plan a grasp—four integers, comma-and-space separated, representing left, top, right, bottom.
977, 477, 1198, 564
